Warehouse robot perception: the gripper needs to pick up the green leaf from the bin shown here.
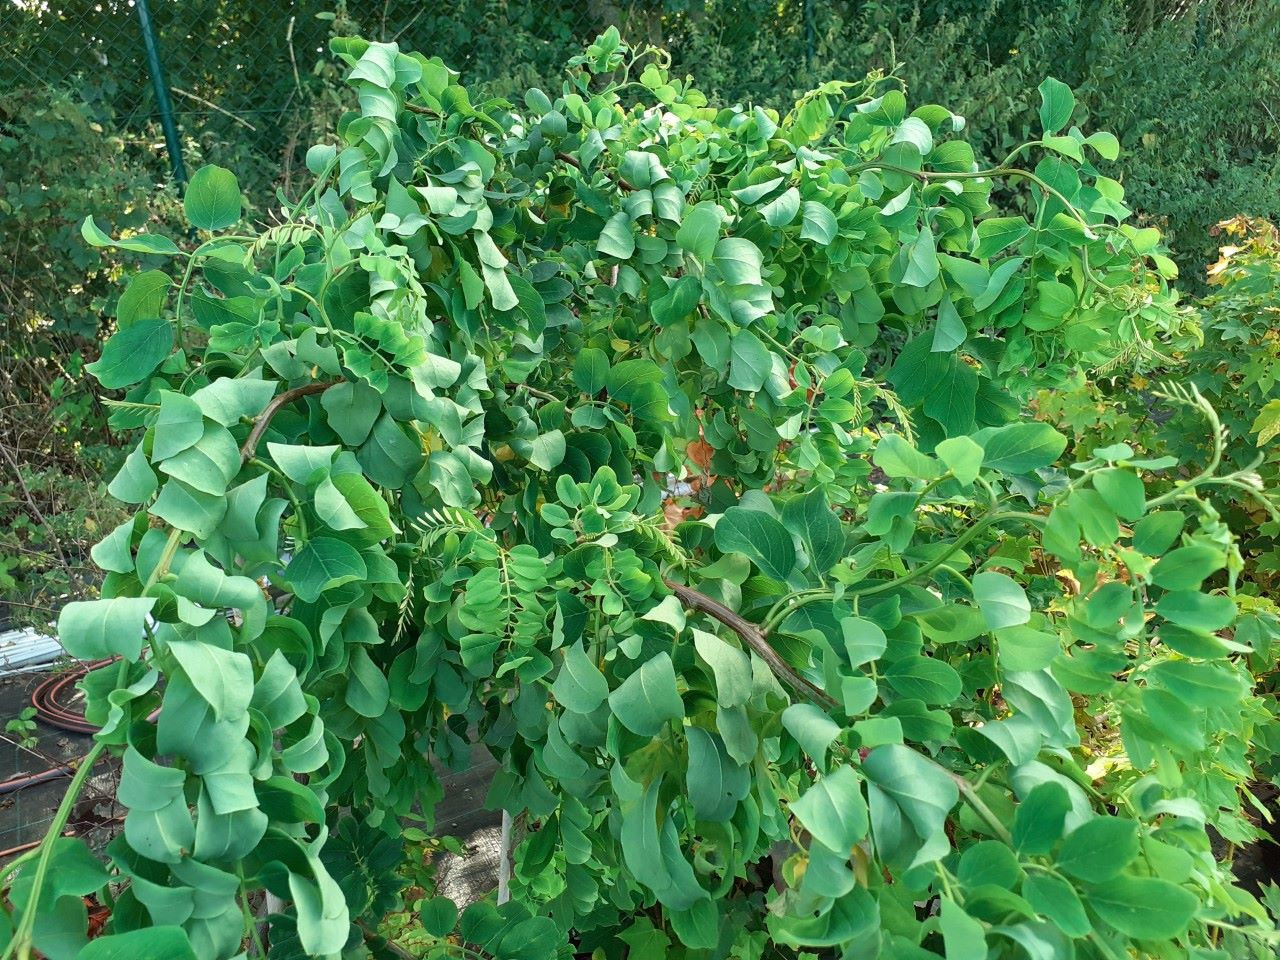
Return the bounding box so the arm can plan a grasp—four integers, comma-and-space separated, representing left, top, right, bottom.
760, 187, 800, 227
315, 476, 366, 531
77, 927, 198, 960
841, 617, 888, 667
940, 900, 986, 960
1092, 468, 1145, 521
891, 117, 934, 155
346, 646, 391, 717
251, 651, 308, 729
1056, 817, 1139, 882
781, 488, 843, 574
932, 295, 967, 352
1086, 877, 1197, 940
606, 358, 670, 422
117, 270, 172, 327
168, 639, 253, 721
1155, 591, 1236, 631
873, 434, 940, 480
153, 390, 205, 461
285, 537, 368, 602
800, 201, 838, 245
90, 517, 137, 574
108, 444, 159, 504
58, 597, 156, 661
791, 765, 868, 853
936, 436, 984, 485
1250, 398, 1280, 445
184, 165, 242, 230
597, 212, 635, 259
1012, 781, 1071, 855
81, 216, 181, 255
975, 422, 1067, 474
190, 377, 276, 427
1150, 544, 1224, 590
714, 237, 764, 287
158, 422, 241, 496
290, 860, 350, 955
333, 472, 396, 542
358, 413, 424, 488
782, 703, 843, 764
973, 571, 1031, 630
901, 227, 939, 287
529, 430, 567, 471
676, 202, 723, 260
321, 381, 382, 446
883, 655, 961, 704
1023, 872, 1090, 937
609, 652, 683, 737
976, 217, 1031, 259
553, 643, 609, 713
573, 348, 610, 394
1038, 77, 1075, 135
421, 897, 459, 938
957, 841, 1021, 888
728, 329, 772, 392
714, 506, 796, 580
86, 317, 173, 389
862, 744, 958, 866
693, 629, 752, 708
150, 479, 227, 539
1085, 130, 1120, 161
686, 727, 749, 822
268, 443, 338, 485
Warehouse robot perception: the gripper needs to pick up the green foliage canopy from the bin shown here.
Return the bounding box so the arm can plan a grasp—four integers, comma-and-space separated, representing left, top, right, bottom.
4, 29, 1278, 960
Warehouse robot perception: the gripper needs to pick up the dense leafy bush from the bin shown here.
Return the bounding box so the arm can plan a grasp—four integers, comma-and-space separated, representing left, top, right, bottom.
668, 0, 1280, 283
0, 85, 182, 619
4, 28, 1280, 960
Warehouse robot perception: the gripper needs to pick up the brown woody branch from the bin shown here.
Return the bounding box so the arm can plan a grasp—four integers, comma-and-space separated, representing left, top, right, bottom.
356, 921, 415, 960
240, 381, 340, 464
555, 151, 636, 192
664, 578, 837, 709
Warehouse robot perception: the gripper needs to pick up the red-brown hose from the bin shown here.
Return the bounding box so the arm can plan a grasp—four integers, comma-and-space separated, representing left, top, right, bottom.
29, 658, 111, 734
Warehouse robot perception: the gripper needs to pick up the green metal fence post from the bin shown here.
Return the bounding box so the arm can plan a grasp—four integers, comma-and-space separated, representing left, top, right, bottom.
804, 0, 815, 70
135, 0, 187, 186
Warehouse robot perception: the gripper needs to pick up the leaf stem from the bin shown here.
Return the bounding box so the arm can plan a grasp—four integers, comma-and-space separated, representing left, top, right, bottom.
761, 509, 1045, 633
2, 740, 109, 960
945, 768, 1013, 844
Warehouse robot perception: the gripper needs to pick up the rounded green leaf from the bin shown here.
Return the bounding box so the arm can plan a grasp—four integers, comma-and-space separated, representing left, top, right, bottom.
1056, 816, 1139, 882
714, 506, 796, 581
184, 164, 242, 231
421, 896, 459, 937
1086, 876, 1197, 940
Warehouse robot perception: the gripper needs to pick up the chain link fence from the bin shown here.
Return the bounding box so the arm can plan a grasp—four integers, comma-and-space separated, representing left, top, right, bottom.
0, 0, 828, 200
1, 1, 1242, 207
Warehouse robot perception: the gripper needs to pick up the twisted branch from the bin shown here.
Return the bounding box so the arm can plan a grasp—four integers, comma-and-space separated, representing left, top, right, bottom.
240, 381, 339, 464
665, 578, 836, 708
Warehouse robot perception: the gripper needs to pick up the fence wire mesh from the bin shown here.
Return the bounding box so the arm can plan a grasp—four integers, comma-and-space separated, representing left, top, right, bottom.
0, 0, 825, 202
